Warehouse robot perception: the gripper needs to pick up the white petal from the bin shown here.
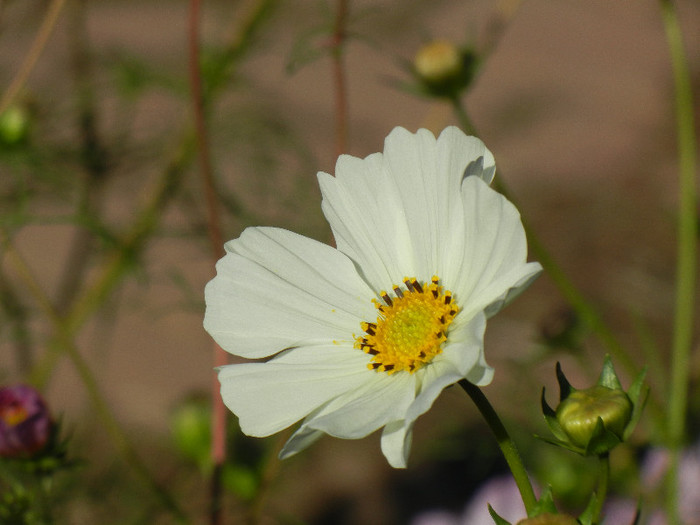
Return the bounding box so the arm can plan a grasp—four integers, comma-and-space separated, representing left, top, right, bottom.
318, 154, 414, 292
319, 127, 496, 291
278, 426, 324, 460
453, 177, 542, 320
204, 227, 376, 359
434, 126, 496, 185
444, 311, 494, 386
304, 371, 416, 439
381, 419, 414, 469
217, 345, 371, 437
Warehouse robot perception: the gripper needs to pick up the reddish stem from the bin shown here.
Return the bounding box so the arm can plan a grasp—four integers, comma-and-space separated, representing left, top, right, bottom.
188, 1, 227, 524
332, 0, 349, 156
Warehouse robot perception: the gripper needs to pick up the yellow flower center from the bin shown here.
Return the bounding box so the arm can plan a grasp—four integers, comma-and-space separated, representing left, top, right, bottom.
0, 403, 28, 427
354, 276, 459, 374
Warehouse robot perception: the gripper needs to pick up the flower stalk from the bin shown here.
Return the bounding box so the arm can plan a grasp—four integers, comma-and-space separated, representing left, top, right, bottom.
460, 380, 537, 516
659, 1, 698, 523
590, 453, 610, 524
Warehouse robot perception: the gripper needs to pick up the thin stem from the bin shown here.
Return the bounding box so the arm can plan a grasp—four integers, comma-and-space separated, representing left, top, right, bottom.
0, 0, 68, 115
591, 453, 610, 524
56, 0, 110, 312
460, 380, 537, 515
451, 97, 476, 136
29, 138, 193, 386
0, 229, 188, 522
659, 1, 698, 523
332, 0, 349, 156
188, 0, 228, 523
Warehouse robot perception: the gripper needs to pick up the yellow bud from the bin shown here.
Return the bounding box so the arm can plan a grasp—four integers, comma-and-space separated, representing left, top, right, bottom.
414, 40, 462, 84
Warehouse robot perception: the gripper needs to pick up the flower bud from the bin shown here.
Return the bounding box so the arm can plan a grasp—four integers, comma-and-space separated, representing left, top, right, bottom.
414, 40, 463, 84
170, 395, 211, 471
0, 385, 51, 458
411, 40, 477, 100
556, 385, 632, 449
540, 356, 647, 456
0, 105, 31, 146
516, 514, 578, 525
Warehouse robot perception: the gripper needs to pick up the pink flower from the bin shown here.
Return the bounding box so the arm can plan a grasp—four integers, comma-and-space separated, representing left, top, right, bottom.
0, 384, 51, 458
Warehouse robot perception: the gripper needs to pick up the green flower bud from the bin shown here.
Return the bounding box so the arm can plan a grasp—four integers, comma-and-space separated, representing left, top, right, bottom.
540, 356, 648, 456
170, 396, 211, 472
0, 105, 30, 146
517, 514, 579, 525
555, 385, 632, 448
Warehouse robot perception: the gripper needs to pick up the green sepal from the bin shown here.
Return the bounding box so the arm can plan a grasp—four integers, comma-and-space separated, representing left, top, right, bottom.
583, 417, 622, 456
630, 501, 642, 525
623, 368, 649, 441
534, 433, 585, 455
597, 355, 624, 390
488, 504, 513, 525
531, 485, 559, 516
541, 388, 572, 443
577, 491, 598, 525
556, 362, 574, 402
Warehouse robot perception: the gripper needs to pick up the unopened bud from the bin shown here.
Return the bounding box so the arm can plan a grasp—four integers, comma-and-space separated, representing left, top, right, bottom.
0, 105, 30, 146
0, 385, 51, 458
556, 385, 632, 449
414, 40, 462, 84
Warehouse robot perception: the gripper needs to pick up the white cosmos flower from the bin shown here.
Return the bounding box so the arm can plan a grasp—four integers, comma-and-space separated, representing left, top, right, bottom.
204, 126, 542, 468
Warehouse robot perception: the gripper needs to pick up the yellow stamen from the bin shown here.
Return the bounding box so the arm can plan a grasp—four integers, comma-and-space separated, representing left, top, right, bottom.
354, 276, 458, 374
0, 404, 28, 427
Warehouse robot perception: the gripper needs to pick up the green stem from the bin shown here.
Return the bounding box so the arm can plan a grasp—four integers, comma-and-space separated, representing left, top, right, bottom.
1, 229, 189, 523
451, 97, 476, 136
659, 1, 698, 523
591, 453, 610, 525
460, 380, 537, 516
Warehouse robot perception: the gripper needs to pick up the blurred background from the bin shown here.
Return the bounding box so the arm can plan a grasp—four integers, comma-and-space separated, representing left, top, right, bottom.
1, 0, 699, 523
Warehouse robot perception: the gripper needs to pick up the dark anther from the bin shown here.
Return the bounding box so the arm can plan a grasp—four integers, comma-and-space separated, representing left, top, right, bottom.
383, 364, 395, 371
371, 363, 381, 369
412, 280, 424, 293
393, 286, 404, 298
444, 295, 452, 304
381, 293, 393, 307
404, 279, 415, 292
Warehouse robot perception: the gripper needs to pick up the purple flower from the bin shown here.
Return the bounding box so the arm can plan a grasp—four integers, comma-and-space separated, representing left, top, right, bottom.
0, 384, 51, 458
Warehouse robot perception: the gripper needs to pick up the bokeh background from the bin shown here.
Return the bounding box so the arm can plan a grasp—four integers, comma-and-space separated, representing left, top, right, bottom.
1, 0, 699, 523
